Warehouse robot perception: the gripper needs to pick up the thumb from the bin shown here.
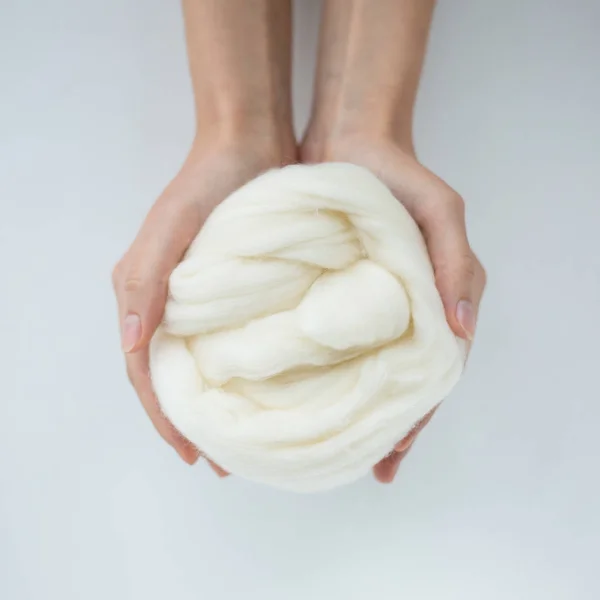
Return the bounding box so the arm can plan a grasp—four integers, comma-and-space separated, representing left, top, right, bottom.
421, 195, 482, 341
114, 201, 203, 353
117, 272, 168, 353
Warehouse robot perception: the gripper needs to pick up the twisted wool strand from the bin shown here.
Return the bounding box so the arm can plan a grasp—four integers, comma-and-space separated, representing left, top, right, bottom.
150, 163, 465, 492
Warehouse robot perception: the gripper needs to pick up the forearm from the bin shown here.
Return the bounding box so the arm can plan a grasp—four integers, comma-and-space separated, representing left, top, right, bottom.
305, 0, 435, 153
182, 0, 294, 151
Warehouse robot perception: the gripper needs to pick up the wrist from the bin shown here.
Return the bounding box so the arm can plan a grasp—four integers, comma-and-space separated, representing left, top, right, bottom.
191, 120, 297, 168
302, 109, 415, 164
301, 127, 415, 166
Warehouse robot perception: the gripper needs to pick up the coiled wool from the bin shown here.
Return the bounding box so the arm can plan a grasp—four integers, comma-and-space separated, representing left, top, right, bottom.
149, 163, 465, 492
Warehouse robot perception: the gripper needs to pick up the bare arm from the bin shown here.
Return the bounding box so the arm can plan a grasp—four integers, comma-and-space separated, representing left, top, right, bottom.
305, 0, 435, 154
182, 0, 295, 153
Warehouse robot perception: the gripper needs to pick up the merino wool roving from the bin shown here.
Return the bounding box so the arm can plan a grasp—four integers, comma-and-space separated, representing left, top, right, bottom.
149, 163, 465, 492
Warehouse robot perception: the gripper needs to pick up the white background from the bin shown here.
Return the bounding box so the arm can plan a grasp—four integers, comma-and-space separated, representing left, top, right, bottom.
1, 1, 599, 598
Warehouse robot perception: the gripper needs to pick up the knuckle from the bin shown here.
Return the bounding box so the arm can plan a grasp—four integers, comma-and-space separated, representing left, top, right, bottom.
472, 254, 487, 287
123, 276, 145, 294
418, 190, 465, 230
479, 262, 488, 288
112, 259, 147, 296
460, 252, 477, 280
447, 192, 465, 214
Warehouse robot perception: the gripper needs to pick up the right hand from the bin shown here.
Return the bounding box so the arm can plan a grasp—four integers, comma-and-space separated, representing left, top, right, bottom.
112, 137, 295, 473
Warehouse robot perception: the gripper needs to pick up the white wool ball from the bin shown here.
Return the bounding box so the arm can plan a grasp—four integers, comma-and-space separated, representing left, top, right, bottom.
297, 260, 412, 350
150, 163, 465, 492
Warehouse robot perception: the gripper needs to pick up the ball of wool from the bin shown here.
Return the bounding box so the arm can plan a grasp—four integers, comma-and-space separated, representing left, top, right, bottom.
149, 163, 465, 492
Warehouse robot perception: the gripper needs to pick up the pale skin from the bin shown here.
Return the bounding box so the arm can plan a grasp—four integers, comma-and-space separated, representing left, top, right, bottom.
112, 0, 486, 483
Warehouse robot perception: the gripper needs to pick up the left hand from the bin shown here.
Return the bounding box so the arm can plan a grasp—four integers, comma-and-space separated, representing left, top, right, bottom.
301, 134, 487, 483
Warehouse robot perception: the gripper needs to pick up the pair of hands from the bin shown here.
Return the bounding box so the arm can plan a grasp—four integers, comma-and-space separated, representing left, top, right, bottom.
112, 134, 486, 483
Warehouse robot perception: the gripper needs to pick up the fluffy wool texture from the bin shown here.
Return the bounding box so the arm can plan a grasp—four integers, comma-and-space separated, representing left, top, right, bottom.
149, 163, 465, 492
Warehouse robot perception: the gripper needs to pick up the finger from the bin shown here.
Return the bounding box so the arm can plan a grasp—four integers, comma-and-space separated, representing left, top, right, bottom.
373, 407, 437, 483
207, 459, 230, 478
114, 198, 205, 353
373, 447, 410, 483
394, 407, 437, 452
125, 346, 200, 465
197, 450, 230, 478
419, 194, 484, 341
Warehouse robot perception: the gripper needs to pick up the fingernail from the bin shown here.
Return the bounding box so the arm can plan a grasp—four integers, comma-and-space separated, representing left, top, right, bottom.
121, 313, 141, 352
456, 300, 475, 341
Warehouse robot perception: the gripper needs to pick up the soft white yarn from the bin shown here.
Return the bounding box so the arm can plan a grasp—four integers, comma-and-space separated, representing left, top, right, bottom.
150, 163, 465, 492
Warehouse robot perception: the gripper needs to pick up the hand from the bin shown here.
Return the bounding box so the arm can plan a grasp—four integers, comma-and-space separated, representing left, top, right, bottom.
112, 137, 296, 474
301, 134, 487, 483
